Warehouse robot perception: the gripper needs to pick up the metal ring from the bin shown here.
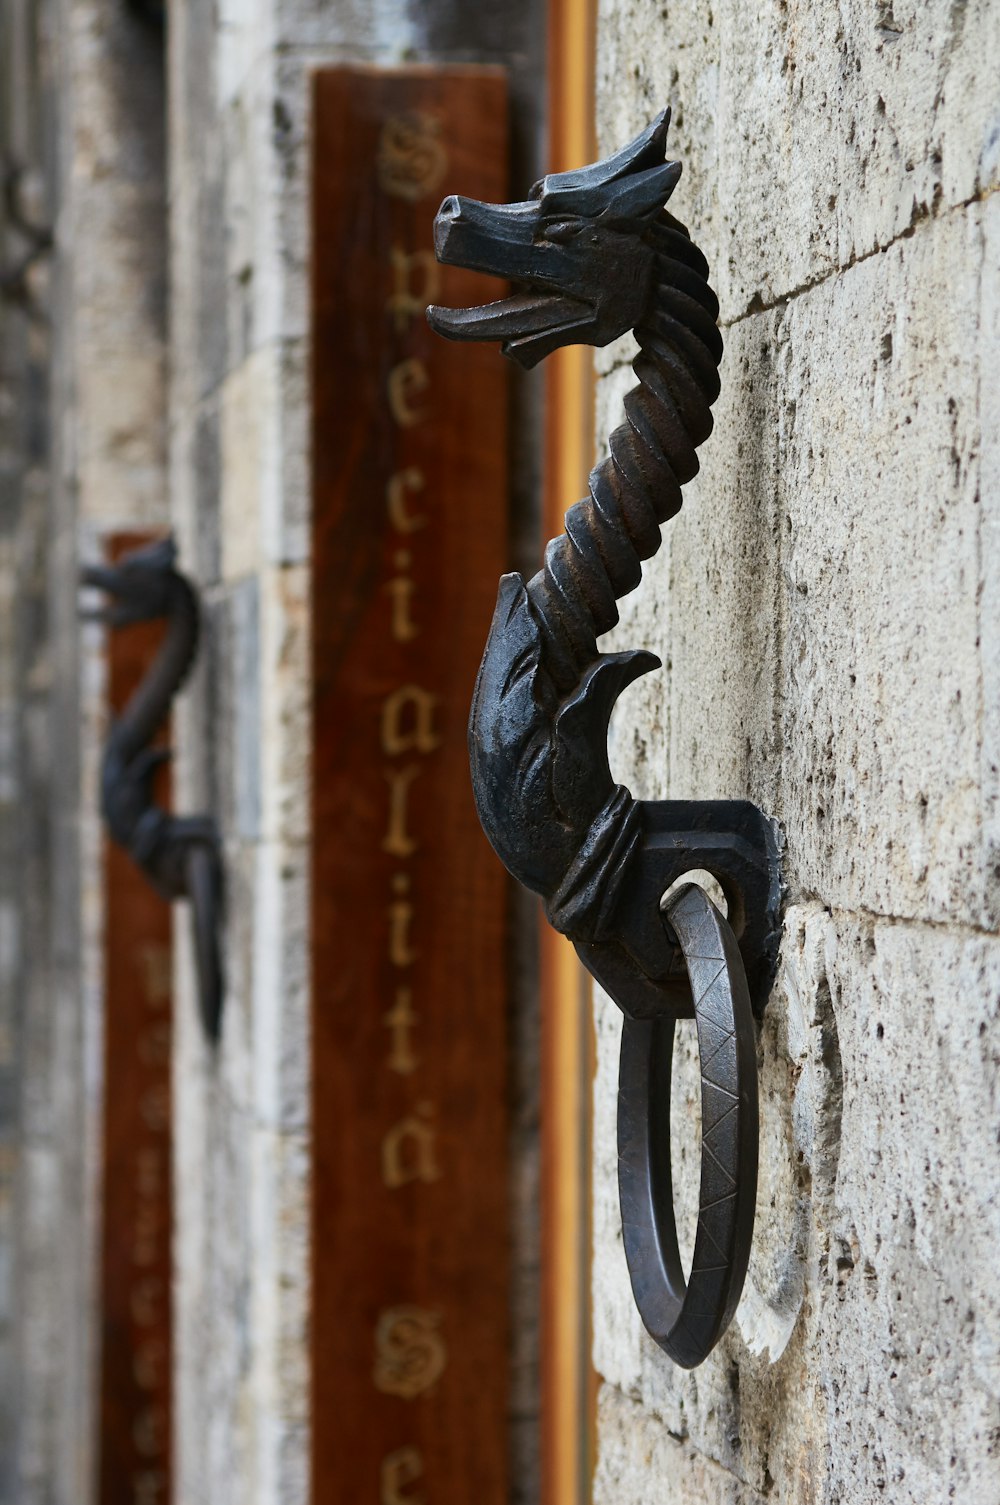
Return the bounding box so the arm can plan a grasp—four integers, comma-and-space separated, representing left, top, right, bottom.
617, 882, 758, 1368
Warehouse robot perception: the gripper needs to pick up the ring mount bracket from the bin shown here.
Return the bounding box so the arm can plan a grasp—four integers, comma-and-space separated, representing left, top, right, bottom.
576, 798, 784, 1024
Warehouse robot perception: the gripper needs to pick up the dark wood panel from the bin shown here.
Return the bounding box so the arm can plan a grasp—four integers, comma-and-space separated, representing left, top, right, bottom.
98, 532, 173, 1505
310, 67, 510, 1505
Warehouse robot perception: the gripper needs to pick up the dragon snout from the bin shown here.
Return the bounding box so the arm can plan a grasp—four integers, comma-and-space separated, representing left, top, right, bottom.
81, 563, 120, 592
431, 195, 465, 262
79, 561, 174, 628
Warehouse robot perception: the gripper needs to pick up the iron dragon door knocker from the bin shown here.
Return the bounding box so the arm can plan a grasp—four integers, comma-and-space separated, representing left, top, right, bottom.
428, 109, 782, 1367
81, 538, 224, 1040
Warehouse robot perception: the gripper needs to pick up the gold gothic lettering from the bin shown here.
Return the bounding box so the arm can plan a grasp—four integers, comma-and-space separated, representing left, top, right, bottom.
384, 988, 419, 1074
382, 765, 421, 858
388, 358, 429, 427
139, 1083, 169, 1133
373, 1306, 448, 1398
132, 1405, 166, 1459
130, 1278, 163, 1328
133, 1339, 166, 1393
381, 1103, 441, 1188
388, 898, 418, 967
138, 1021, 171, 1066
139, 943, 171, 1006
387, 247, 442, 332
386, 468, 427, 533
377, 113, 448, 203
132, 1470, 167, 1505
135, 1145, 160, 1190
132, 1198, 161, 1267
380, 1446, 425, 1505
380, 685, 441, 756
384, 574, 419, 642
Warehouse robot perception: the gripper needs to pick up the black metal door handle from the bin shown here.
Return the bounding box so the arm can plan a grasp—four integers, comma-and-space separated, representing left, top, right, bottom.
80, 537, 224, 1040
618, 884, 758, 1367
428, 109, 782, 1364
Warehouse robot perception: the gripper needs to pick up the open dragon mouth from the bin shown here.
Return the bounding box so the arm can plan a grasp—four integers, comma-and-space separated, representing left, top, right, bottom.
425, 192, 597, 368
425, 129, 679, 368
427, 288, 592, 356
81, 563, 123, 592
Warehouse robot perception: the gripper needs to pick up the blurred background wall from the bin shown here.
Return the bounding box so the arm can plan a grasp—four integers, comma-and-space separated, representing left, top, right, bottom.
2, 1, 170, 1497
1, 2, 548, 1502
167, 7, 546, 1503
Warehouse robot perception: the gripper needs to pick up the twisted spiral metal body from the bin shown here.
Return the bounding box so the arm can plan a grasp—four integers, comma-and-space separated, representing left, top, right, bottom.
101, 569, 203, 898
89, 546, 224, 1036
107, 572, 199, 782
526, 215, 721, 691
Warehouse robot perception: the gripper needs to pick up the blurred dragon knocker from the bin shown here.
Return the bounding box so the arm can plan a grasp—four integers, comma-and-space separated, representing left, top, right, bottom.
429, 111, 782, 1366
82, 538, 224, 1040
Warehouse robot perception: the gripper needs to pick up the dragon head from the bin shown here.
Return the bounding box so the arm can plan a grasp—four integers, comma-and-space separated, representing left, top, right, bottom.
427, 108, 680, 369
81, 536, 181, 627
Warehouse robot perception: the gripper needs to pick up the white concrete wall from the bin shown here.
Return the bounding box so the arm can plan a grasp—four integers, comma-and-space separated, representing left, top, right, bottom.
592, 2, 1000, 1500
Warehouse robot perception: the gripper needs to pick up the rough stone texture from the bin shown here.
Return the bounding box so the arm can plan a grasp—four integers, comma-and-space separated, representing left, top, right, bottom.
597, 0, 1000, 324
592, 2, 1000, 1501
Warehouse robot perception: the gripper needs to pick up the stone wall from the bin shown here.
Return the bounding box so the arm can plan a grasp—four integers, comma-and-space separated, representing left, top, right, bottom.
591, 1, 1000, 1500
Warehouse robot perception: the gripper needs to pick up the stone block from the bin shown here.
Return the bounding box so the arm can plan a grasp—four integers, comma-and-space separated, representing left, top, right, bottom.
591, 983, 644, 1398
597, 0, 1000, 322
249, 1126, 310, 1425
978, 193, 1000, 920
591, 906, 1000, 1501
259, 563, 309, 846
230, 575, 262, 843
217, 840, 259, 1116
774, 205, 990, 926
594, 1383, 768, 1504
265, 0, 419, 56
219, 347, 275, 581
598, 200, 996, 927
251, 840, 309, 1133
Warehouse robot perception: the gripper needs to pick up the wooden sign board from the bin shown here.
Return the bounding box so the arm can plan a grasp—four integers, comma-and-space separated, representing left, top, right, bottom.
98, 532, 173, 1505
310, 67, 510, 1505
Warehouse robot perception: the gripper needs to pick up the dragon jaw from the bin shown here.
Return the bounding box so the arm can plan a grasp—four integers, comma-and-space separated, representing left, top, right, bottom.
81, 537, 181, 628
427, 109, 682, 369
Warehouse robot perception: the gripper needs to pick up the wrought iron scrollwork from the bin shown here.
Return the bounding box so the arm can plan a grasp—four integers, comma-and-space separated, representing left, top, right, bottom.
81, 538, 224, 1040
429, 109, 782, 1364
